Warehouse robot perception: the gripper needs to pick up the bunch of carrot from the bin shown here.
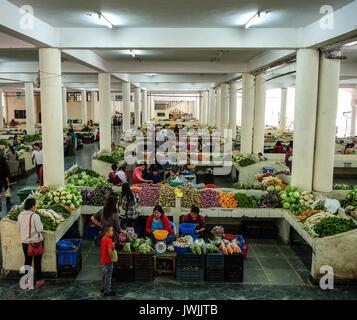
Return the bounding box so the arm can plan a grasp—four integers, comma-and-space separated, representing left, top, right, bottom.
131, 188, 142, 194
297, 209, 323, 221
219, 192, 238, 208
219, 241, 242, 255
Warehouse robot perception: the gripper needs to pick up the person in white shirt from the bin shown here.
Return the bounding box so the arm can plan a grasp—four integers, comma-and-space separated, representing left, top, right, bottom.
17, 198, 45, 289
32, 143, 43, 183
116, 166, 127, 184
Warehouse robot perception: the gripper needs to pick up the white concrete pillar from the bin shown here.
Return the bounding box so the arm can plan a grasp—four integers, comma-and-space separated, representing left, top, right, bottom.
81, 90, 87, 125
98, 73, 112, 152
0, 88, 3, 128
252, 74, 266, 155
195, 96, 199, 120
240, 73, 255, 154
291, 49, 320, 192
188, 101, 193, 115
25, 82, 35, 135
215, 87, 221, 127
313, 55, 341, 192
199, 93, 203, 124
151, 96, 155, 119
350, 91, 357, 136
134, 87, 141, 128
93, 91, 100, 123
90, 91, 95, 121
229, 82, 238, 139
220, 84, 229, 131
202, 91, 209, 125
142, 89, 147, 124
209, 89, 216, 126
62, 87, 67, 129
39, 48, 64, 186
122, 82, 131, 132
280, 88, 287, 132
147, 94, 152, 121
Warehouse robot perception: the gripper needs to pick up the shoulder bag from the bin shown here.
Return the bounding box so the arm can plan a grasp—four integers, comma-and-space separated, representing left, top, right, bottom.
27, 214, 43, 256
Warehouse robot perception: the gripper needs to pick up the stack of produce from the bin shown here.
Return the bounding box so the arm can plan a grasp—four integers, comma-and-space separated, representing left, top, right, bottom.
81, 186, 113, 206
313, 216, 356, 237
279, 186, 314, 214
173, 237, 190, 249
233, 183, 263, 190
261, 176, 286, 190
190, 239, 208, 254
218, 192, 237, 208
219, 239, 242, 255
181, 185, 201, 208
14, 145, 30, 152
232, 153, 256, 167
333, 184, 354, 190
303, 212, 335, 237
39, 184, 82, 209
66, 169, 112, 187
22, 134, 41, 143
199, 189, 220, 208
138, 184, 159, 206
50, 203, 72, 219
234, 193, 261, 208
93, 146, 124, 164
297, 209, 325, 222
255, 172, 274, 183
135, 238, 154, 254
158, 184, 176, 207
261, 191, 282, 208
341, 188, 357, 209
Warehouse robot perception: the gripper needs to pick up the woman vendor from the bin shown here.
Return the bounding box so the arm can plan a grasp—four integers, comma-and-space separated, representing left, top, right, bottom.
181, 205, 206, 238
166, 168, 178, 184
145, 205, 173, 236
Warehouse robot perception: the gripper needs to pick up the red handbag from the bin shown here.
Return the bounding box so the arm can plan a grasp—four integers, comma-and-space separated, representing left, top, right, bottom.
27, 214, 43, 257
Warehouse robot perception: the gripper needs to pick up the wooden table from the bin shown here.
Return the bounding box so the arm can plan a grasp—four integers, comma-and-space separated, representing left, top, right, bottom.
154, 252, 177, 276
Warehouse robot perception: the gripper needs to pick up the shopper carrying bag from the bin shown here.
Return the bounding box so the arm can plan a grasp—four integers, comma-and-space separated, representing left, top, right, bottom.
17, 198, 45, 289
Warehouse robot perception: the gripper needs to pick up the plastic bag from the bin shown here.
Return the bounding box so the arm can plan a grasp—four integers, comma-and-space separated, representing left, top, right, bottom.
5, 187, 11, 198
112, 248, 118, 262
324, 198, 340, 214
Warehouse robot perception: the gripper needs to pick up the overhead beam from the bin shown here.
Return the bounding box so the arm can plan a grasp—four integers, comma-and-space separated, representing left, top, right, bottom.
247, 50, 296, 73
123, 73, 230, 83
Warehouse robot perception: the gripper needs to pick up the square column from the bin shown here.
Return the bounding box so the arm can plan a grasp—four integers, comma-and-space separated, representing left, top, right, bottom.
142, 89, 148, 124
240, 73, 255, 154
209, 89, 216, 126
220, 84, 229, 132
122, 82, 131, 132
90, 91, 96, 121
350, 90, 357, 136
98, 73, 112, 152
62, 87, 67, 129
39, 48, 64, 186
229, 82, 238, 139
313, 54, 341, 192
202, 91, 209, 125
215, 87, 221, 127
0, 88, 3, 128
279, 88, 287, 132
81, 90, 87, 125
134, 87, 141, 128
291, 49, 319, 192
25, 82, 35, 135
252, 73, 266, 155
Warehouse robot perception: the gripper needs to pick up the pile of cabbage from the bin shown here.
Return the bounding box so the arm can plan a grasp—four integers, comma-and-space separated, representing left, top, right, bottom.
66, 170, 112, 187
39, 184, 82, 209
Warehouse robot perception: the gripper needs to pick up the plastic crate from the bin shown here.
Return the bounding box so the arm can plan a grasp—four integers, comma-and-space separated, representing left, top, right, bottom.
206, 252, 224, 269
224, 267, 243, 282
206, 269, 225, 282
134, 253, 154, 269
113, 266, 135, 282
56, 239, 82, 266
176, 253, 205, 268
224, 253, 244, 270
84, 226, 100, 239
135, 267, 154, 281
176, 267, 205, 282
57, 256, 82, 278
116, 252, 134, 268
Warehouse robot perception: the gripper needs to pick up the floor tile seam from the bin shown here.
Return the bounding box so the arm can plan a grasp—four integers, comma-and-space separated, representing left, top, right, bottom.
276, 245, 308, 286
250, 245, 273, 285
82, 241, 95, 265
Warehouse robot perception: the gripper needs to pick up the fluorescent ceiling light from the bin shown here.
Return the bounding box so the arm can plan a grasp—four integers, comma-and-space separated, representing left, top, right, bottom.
130, 50, 136, 58
91, 13, 112, 28
245, 11, 268, 28
343, 41, 357, 48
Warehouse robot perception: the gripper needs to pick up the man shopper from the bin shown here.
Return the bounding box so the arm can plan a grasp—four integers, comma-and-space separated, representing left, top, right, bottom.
32, 143, 43, 183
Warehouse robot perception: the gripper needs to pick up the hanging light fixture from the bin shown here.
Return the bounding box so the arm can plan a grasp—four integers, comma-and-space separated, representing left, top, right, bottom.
90, 12, 113, 28
244, 11, 268, 29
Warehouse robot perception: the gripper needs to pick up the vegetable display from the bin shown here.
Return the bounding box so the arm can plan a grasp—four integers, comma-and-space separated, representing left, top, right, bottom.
81, 186, 113, 206
219, 239, 241, 255
234, 183, 263, 190
333, 184, 353, 190
218, 192, 237, 208
261, 191, 282, 208
39, 184, 82, 209
181, 185, 201, 208
138, 184, 159, 207
22, 134, 41, 143
234, 193, 260, 208
0, 139, 10, 147
158, 184, 176, 207
93, 146, 124, 164
66, 170, 112, 187
313, 216, 356, 237
199, 189, 220, 208
14, 144, 30, 152
232, 154, 256, 167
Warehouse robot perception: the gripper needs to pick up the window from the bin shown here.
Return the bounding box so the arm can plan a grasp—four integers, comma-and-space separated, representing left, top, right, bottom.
14, 110, 26, 119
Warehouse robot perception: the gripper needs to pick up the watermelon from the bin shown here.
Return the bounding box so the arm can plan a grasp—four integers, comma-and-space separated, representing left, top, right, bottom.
233, 183, 243, 190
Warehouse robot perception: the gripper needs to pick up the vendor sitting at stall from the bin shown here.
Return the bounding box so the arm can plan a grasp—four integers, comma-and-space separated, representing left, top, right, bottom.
181, 205, 206, 238
274, 141, 285, 153
145, 205, 173, 236
108, 164, 127, 185
166, 168, 179, 184
132, 163, 153, 185
146, 166, 162, 184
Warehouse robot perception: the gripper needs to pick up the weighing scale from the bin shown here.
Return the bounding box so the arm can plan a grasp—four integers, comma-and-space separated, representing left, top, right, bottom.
153, 230, 169, 254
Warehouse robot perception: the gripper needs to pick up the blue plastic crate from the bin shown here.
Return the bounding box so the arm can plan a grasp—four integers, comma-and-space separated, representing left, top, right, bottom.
56, 238, 82, 266
263, 167, 276, 174
236, 234, 246, 252
84, 226, 100, 239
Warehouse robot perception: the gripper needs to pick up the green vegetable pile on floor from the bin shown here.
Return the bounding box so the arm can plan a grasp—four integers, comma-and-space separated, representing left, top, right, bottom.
313, 216, 357, 237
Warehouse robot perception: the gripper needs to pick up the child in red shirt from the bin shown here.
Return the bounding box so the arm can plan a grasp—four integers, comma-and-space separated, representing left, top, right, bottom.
100, 226, 115, 296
